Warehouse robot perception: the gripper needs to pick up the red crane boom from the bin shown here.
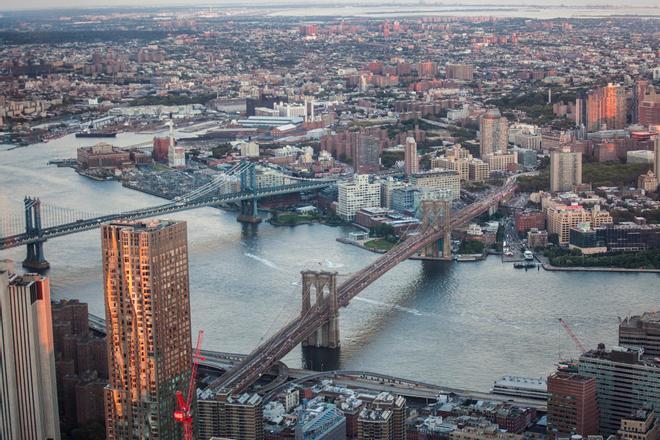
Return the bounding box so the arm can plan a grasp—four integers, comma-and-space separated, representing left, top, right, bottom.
174, 330, 205, 440
558, 318, 587, 354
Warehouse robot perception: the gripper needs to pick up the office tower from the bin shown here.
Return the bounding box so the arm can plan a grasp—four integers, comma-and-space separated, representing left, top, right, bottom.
52, 299, 108, 429
337, 174, 381, 221
404, 136, 418, 176
102, 220, 192, 440
0, 260, 60, 440
617, 409, 659, 440
586, 83, 627, 131
354, 135, 381, 174
479, 109, 508, 158
578, 345, 660, 435
197, 392, 264, 440
550, 147, 582, 192
546, 371, 599, 439
619, 311, 660, 357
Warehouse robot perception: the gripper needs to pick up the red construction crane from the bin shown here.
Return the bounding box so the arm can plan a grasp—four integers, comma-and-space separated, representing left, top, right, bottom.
174, 330, 205, 440
558, 318, 588, 354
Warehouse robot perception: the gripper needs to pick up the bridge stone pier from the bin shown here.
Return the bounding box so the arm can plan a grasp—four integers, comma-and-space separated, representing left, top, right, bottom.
418, 199, 452, 260
301, 270, 340, 349
23, 197, 49, 271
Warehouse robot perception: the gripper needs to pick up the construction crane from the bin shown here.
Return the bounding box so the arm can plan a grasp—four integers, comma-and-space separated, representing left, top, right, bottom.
558, 318, 588, 354
174, 330, 204, 440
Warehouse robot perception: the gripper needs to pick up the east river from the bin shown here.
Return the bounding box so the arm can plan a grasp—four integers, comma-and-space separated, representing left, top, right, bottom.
1, 133, 659, 392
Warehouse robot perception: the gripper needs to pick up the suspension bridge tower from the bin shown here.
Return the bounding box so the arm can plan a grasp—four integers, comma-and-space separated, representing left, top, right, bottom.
418, 199, 452, 260
301, 270, 340, 349
22, 197, 50, 271
237, 161, 262, 224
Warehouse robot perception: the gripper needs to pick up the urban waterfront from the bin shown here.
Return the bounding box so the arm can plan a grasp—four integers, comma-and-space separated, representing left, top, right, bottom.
1, 133, 658, 392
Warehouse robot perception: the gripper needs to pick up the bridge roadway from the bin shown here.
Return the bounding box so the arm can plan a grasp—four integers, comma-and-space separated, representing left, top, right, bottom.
212, 179, 517, 395
0, 180, 331, 250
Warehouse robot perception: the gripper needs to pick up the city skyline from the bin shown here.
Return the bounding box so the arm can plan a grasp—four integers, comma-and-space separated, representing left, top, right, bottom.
0, 5, 658, 439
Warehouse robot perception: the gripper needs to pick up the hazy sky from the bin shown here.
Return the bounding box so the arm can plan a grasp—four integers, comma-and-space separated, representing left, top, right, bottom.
0, 0, 658, 12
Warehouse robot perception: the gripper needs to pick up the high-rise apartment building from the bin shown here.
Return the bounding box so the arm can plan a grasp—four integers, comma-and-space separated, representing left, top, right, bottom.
445, 63, 475, 81
575, 91, 587, 127
0, 260, 60, 440
546, 204, 612, 245
357, 393, 406, 440
546, 371, 599, 439
638, 84, 660, 127
198, 392, 264, 440
52, 299, 107, 429
586, 83, 627, 132
578, 345, 660, 435
485, 152, 517, 172
404, 136, 418, 176
619, 311, 660, 357
409, 170, 461, 200
337, 174, 382, 221
550, 147, 582, 192
102, 220, 193, 440
479, 109, 509, 158
354, 135, 381, 174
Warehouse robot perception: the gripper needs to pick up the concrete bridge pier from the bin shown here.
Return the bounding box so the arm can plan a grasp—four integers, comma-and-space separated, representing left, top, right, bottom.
237, 198, 262, 224
23, 240, 49, 271
301, 270, 340, 349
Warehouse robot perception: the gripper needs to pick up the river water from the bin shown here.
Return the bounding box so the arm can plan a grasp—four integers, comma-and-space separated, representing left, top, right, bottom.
1, 133, 658, 392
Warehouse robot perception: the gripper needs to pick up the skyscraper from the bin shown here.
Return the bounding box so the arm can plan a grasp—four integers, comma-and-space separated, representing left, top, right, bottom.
0, 260, 60, 440
404, 136, 418, 176
102, 220, 193, 440
586, 83, 627, 132
479, 109, 508, 158
550, 147, 582, 193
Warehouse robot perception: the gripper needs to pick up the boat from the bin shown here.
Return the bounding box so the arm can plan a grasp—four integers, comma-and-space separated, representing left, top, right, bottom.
75, 131, 117, 138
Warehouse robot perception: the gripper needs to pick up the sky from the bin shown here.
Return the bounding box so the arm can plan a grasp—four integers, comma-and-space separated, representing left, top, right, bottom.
1, 0, 659, 12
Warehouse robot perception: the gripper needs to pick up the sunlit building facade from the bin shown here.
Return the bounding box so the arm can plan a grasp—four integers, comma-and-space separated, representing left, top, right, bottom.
102, 220, 192, 440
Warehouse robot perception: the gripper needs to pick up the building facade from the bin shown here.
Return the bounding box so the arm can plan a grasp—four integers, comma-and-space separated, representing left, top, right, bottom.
409, 170, 460, 201
546, 372, 599, 439
550, 148, 582, 193
0, 260, 60, 440
354, 135, 381, 174
546, 204, 612, 245
404, 137, 418, 176
102, 220, 193, 440
619, 311, 660, 357
578, 346, 660, 435
479, 109, 509, 157
586, 83, 627, 132
337, 175, 382, 221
